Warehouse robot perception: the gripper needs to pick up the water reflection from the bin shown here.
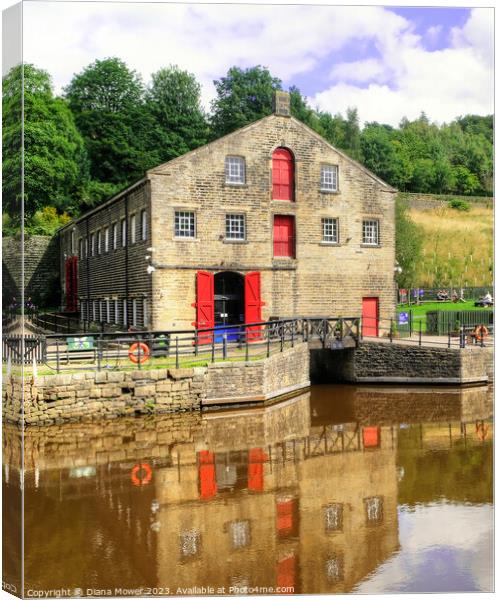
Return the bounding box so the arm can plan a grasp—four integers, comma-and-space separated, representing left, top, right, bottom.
3, 384, 493, 595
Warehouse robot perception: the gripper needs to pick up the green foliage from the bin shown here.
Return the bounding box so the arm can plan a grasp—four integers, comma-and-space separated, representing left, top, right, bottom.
146, 65, 209, 161
26, 206, 72, 235
395, 196, 424, 288
2, 64, 89, 224
64, 58, 159, 186
210, 66, 282, 138
448, 198, 471, 211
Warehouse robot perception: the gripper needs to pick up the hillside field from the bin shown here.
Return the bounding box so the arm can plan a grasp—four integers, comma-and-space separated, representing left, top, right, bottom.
409, 204, 493, 288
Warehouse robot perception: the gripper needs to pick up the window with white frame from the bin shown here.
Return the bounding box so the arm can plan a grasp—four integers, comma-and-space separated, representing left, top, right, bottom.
92, 300, 97, 322
324, 503, 343, 532
112, 223, 118, 250
90, 233, 96, 257
365, 496, 383, 524
104, 227, 109, 253
121, 218, 127, 247
132, 299, 137, 326
143, 298, 149, 327
225, 156, 245, 184
80, 300, 86, 321
320, 164, 338, 192
123, 299, 127, 326
85, 238, 88, 258
362, 219, 380, 246
141, 210, 147, 241
97, 230, 102, 255
106, 299, 110, 323
99, 300, 104, 322
229, 520, 250, 550
174, 211, 196, 238
71, 230, 75, 254
130, 214, 136, 244
79, 239, 83, 259
225, 214, 246, 240
322, 218, 339, 244
114, 299, 119, 325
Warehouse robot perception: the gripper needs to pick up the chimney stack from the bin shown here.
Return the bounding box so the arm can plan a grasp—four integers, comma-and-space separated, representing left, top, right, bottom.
274, 91, 291, 117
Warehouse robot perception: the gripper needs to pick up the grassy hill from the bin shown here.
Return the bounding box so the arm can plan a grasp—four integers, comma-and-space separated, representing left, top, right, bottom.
408, 203, 493, 288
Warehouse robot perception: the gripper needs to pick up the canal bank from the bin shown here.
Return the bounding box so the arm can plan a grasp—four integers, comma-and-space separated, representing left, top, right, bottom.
3, 341, 493, 426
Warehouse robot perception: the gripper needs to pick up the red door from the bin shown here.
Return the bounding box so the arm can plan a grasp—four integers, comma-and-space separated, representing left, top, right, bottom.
245, 272, 264, 339
192, 271, 214, 344
198, 451, 217, 500
273, 216, 295, 257
363, 426, 380, 448
362, 297, 379, 337
247, 447, 267, 492
272, 148, 294, 201
277, 555, 296, 591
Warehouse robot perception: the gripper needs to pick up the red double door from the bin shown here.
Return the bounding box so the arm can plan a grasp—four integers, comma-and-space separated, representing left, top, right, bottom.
193, 271, 263, 343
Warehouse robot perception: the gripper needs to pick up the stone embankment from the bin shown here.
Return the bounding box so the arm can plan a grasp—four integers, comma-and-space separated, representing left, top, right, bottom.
3, 343, 310, 426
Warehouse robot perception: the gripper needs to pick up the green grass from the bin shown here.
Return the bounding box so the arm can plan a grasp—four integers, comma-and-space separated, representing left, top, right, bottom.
409, 205, 493, 288
397, 300, 492, 332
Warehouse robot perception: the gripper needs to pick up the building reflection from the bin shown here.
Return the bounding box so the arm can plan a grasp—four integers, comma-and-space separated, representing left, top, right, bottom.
7, 384, 493, 594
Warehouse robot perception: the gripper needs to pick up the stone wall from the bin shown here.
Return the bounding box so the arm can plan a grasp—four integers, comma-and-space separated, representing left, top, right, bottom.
2, 234, 59, 307
3, 367, 206, 426
3, 343, 311, 425
401, 192, 493, 210
204, 343, 310, 404
310, 342, 493, 385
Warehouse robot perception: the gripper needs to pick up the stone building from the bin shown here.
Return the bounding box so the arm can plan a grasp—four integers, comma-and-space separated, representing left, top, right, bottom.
59, 92, 397, 335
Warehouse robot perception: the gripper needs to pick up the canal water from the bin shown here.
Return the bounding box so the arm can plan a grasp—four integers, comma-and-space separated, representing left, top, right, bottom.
3, 384, 493, 595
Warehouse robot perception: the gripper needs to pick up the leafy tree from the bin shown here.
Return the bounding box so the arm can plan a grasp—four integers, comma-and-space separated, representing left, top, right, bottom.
2, 64, 89, 226
452, 165, 480, 195
210, 66, 282, 138
64, 58, 158, 185
146, 65, 209, 161
395, 195, 424, 288
343, 107, 361, 160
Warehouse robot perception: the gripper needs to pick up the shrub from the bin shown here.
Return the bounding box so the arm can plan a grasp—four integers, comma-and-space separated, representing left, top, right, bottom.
448, 198, 471, 211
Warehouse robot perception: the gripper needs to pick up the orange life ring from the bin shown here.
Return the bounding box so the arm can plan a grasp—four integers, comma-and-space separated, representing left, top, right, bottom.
128, 342, 150, 364
131, 462, 153, 486
476, 422, 489, 441
474, 324, 489, 341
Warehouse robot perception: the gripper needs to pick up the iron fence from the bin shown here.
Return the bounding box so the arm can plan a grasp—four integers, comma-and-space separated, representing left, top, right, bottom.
398, 286, 493, 305
3, 316, 361, 371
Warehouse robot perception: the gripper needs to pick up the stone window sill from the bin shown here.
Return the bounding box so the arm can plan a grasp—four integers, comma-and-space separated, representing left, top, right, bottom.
319, 241, 340, 246
224, 182, 248, 188
173, 237, 199, 242
320, 189, 340, 195
223, 239, 248, 244
360, 243, 382, 249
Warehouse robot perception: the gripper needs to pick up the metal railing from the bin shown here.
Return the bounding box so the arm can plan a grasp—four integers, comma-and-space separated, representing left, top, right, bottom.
398, 286, 493, 305
3, 316, 361, 371
362, 315, 493, 349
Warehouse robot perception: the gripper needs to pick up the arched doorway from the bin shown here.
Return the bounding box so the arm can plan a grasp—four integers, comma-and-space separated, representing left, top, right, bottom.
214, 271, 244, 327
272, 147, 294, 201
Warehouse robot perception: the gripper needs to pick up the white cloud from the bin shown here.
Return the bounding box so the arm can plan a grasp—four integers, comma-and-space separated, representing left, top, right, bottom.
21, 3, 493, 126
311, 7, 493, 126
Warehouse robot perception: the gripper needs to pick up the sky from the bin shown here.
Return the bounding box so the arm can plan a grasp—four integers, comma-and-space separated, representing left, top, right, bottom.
20, 1, 494, 128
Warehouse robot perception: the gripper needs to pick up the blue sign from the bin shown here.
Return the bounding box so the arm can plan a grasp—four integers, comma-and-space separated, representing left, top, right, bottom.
398, 312, 409, 325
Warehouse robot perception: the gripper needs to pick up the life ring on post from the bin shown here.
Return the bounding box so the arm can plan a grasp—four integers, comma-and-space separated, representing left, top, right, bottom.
128, 342, 150, 364
473, 324, 489, 342
131, 462, 153, 486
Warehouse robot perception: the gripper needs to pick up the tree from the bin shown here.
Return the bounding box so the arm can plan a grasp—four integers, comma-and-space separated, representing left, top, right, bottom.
64, 58, 158, 186
146, 65, 209, 161
210, 66, 282, 138
395, 195, 424, 288
2, 64, 89, 225
343, 107, 361, 160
